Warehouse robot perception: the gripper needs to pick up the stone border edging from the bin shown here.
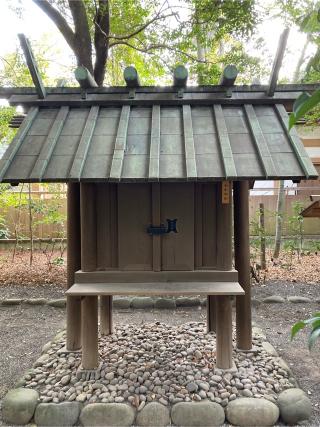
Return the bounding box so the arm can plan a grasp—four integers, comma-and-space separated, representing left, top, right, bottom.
0, 295, 319, 309
2, 389, 312, 426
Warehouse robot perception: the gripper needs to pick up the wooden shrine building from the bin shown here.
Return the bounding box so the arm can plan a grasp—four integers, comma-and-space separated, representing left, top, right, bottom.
0, 34, 318, 372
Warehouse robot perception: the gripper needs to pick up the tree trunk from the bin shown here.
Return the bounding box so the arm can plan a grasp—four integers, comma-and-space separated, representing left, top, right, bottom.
273, 180, 285, 259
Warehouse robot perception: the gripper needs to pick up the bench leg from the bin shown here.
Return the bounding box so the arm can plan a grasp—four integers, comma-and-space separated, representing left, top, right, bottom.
100, 295, 113, 335
207, 296, 216, 332
216, 296, 233, 369
81, 296, 99, 369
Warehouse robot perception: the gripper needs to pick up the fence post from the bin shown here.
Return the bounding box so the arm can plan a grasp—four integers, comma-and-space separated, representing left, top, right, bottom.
259, 203, 266, 270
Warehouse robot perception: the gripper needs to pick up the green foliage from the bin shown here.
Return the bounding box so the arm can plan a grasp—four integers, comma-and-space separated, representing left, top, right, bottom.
0, 107, 16, 145
15, 0, 263, 85
291, 312, 320, 350
289, 89, 320, 129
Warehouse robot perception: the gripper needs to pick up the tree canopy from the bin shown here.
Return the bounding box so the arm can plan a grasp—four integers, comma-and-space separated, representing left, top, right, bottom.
12, 0, 263, 86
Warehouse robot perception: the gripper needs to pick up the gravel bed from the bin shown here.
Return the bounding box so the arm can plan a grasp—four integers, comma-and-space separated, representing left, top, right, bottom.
20, 322, 294, 410
0, 284, 64, 300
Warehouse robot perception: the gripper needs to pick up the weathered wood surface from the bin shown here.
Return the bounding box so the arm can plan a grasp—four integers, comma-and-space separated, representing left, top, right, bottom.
173, 65, 188, 87
216, 296, 233, 369
29, 107, 69, 180
124, 66, 140, 87
100, 295, 113, 335
1, 104, 316, 183
75, 66, 98, 89
80, 183, 97, 271
219, 65, 238, 87
234, 180, 252, 350
266, 29, 290, 97
66, 182, 81, 351
1, 83, 318, 98
8, 91, 304, 107
148, 105, 161, 180
66, 281, 244, 296
0, 107, 38, 181
81, 296, 99, 369
18, 34, 46, 99
75, 270, 238, 283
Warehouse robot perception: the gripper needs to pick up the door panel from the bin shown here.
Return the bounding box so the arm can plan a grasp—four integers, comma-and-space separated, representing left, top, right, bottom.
161, 183, 194, 270
118, 184, 152, 270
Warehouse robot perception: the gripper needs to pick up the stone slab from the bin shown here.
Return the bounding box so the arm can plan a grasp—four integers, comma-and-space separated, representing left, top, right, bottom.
34, 402, 81, 426
171, 402, 225, 426
226, 397, 279, 426
136, 402, 170, 426
278, 388, 312, 425
80, 403, 135, 426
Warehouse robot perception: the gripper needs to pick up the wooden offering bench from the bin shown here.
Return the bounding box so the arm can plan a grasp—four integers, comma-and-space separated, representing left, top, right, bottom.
0, 70, 317, 373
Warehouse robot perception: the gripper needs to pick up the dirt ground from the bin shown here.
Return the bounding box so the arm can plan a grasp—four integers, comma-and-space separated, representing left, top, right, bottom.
0, 281, 319, 425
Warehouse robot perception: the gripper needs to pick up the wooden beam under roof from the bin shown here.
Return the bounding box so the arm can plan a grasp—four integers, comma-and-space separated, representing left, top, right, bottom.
0, 83, 319, 98
8, 91, 305, 108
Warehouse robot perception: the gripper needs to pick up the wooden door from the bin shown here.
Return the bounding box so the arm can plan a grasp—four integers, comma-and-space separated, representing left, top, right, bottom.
118, 184, 153, 270
160, 183, 194, 270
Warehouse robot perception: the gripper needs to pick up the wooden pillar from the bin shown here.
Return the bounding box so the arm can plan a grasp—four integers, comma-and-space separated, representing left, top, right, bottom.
215, 181, 233, 369
80, 183, 99, 369
216, 295, 233, 369
234, 180, 252, 350
100, 296, 113, 335
96, 184, 113, 336
66, 182, 81, 351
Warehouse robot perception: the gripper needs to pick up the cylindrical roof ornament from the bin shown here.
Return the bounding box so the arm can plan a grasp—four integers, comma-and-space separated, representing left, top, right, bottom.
219, 65, 238, 86
173, 65, 188, 87
124, 66, 140, 87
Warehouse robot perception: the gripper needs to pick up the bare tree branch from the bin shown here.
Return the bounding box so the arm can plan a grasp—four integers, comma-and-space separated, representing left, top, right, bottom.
103, 10, 178, 41
109, 40, 217, 65
32, 0, 76, 51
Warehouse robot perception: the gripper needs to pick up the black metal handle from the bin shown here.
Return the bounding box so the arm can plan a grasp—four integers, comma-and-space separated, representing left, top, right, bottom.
147, 218, 178, 235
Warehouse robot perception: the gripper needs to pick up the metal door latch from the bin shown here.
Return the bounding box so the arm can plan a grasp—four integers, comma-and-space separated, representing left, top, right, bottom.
147, 219, 178, 235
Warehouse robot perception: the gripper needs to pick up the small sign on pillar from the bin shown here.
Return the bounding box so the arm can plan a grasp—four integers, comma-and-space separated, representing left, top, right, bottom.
222, 181, 230, 204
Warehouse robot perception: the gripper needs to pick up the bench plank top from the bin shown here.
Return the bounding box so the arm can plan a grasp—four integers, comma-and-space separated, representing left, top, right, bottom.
66, 281, 244, 296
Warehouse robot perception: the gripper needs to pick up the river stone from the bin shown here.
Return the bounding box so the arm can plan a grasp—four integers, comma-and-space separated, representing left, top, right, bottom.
48, 299, 66, 308
131, 297, 154, 309
113, 298, 131, 309
154, 298, 176, 309
25, 298, 47, 305
34, 353, 50, 367
261, 341, 278, 356
278, 388, 312, 425
1, 298, 22, 305
80, 403, 135, 426
263, 295, 285, 303
34, 402, 81, 426
287, 296, 312, 303
136, 402, 170, 426
226, 398, 279, 426
2, 388, 39, 425
171, 402, 225, 426
176, 297, 201, 307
